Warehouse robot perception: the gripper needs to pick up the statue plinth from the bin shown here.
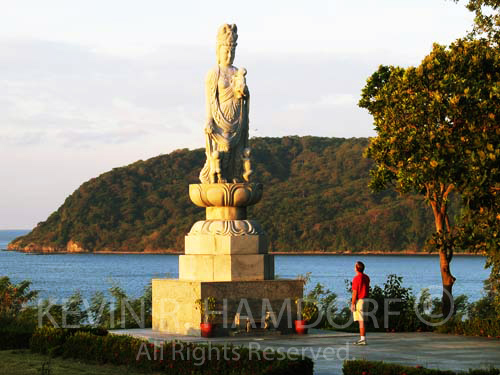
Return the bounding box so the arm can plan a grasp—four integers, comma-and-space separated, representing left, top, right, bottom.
179, 183, 272, 282
153, 181, 302, 336
152, 279, 302, 336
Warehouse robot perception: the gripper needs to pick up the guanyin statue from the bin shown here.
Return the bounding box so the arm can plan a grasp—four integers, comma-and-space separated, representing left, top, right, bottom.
199, 24, 252, 184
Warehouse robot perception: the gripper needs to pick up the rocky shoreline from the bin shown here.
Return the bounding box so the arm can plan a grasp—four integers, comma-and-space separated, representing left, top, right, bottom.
6, 239, 179, 254
5, 242, 483, 256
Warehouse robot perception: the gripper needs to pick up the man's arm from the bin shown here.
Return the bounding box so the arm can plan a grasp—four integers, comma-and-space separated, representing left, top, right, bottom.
351, 289, 357, 312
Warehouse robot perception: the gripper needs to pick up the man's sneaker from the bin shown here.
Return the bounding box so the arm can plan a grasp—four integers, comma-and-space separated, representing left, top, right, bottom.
353, 339, 367, 345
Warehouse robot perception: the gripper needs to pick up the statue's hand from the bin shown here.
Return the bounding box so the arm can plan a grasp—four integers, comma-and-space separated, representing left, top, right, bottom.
205, 122, 214, 134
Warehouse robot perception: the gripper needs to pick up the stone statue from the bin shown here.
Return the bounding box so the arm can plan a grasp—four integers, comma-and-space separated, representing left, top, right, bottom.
153, 24, 300, 339
199, 24, 252, 184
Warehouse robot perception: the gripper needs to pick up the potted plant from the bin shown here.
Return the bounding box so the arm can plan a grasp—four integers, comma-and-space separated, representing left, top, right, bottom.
294, 297, 318, 334
195, 297, 216, 337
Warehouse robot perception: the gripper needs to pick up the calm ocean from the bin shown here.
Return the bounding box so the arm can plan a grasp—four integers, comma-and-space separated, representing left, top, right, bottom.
0, 230, 489, 303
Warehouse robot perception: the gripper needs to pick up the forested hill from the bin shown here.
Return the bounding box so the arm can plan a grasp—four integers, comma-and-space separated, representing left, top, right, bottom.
9, 136, 437, 253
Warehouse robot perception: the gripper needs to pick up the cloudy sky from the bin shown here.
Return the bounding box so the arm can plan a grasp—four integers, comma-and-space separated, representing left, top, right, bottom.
1, 0, 474, 229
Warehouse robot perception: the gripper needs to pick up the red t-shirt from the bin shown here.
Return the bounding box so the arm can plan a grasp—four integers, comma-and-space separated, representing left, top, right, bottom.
352, 273, 370, 300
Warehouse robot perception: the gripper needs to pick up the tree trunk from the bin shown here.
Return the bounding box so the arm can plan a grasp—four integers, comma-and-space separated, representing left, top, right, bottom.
439, 249, 455, 319
429, 185, 456, 318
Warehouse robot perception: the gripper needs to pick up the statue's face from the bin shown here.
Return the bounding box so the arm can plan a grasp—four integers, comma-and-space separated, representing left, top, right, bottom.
218, 45, 235, 66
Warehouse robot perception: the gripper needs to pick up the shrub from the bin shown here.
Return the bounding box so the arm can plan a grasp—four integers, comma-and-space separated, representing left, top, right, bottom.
338, 274, 429, 332
30, 326, 69, 355
368, 274, 420, 331
337, 274, 486, 334
30, 327, 314, 374
0, 313, 37, 349
343, 360, 499, 375
0, 276, 38, 316
0, 276, 39, 349
0, 324, 34, 349
435, 317, 500, 338
297, 272, 338, 328
30, 326, 108, 356
433, 286, 500, 338
38, 281, 152, 329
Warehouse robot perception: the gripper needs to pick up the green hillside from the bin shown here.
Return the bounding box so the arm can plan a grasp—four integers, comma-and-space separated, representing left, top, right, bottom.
9, 136, 438, 253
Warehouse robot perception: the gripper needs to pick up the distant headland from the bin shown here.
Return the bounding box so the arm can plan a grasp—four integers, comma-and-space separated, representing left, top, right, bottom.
9, 136, 462, 255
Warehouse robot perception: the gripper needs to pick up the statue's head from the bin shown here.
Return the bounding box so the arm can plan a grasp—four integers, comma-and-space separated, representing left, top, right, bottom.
216, 24, 238, 66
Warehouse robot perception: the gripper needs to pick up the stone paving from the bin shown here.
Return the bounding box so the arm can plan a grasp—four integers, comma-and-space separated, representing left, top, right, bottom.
111, 329, 500, 375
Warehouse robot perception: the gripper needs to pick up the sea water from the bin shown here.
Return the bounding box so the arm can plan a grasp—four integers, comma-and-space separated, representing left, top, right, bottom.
0, 230, 489, 303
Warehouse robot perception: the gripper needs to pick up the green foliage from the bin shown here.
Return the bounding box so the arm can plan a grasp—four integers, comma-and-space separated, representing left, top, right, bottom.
10, 137, 445, 253
453, 0, 500, 315
469, 279, 497, 319
30, 327, 314, 375
0, 278, 150, 334
195, 296, 217, 323
64, 291, 85, 327
456, 0, 500, 44
0, 276, 38, 317
39, 281, 152, 329
369, 274, 423, 332
295, 297, 318, 323
436, 317, 500, 337
88, 291, 110, 326
0, 276, 39, 349
360, 39, 499, 252
38, 292, 89, 328
297, 272, 338, 325
30, 326, 108, 356
343, 360, 499, 375
435, 283, 500, 337
30, 326, 74, 355
106, 282, 151, 328
307, 282, 338, 324
0, 322, 34, 350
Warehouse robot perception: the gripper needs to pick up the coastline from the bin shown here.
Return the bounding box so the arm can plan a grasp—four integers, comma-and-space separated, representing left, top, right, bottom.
1, 248, 181, 255
1, 248, 485, 256
270, 251, 484, 256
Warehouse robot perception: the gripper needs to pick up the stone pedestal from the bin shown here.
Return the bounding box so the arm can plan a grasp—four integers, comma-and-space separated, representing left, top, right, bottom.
152, 279, 303, 336
179, 183, 272, 282
179, 254, 275, 281
152, 183, 303, 336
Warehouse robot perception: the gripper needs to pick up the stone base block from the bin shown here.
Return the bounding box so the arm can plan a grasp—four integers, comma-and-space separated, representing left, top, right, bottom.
152, 279, 303, 336
185, 233, 267, 255
178, 254, 274, 281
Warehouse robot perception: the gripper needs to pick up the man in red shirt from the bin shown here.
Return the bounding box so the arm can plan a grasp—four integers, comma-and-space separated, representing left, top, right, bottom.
351, 261, 370, 345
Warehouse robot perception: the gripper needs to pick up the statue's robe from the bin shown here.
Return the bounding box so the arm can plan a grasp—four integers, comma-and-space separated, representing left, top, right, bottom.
200, 66, 249, 183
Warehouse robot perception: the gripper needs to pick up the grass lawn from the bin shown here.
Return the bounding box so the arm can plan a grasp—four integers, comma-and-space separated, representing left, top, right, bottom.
0, 350, 150, 375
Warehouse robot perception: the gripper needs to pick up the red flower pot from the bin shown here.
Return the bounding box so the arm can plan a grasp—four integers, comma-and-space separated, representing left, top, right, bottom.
294, 320, 308, 334
200, 323, 214, 337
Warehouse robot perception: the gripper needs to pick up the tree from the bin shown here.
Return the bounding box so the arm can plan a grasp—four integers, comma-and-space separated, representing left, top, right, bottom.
359, 38, 500, 317
456, 0, 500, 44
455, 0, 500, 314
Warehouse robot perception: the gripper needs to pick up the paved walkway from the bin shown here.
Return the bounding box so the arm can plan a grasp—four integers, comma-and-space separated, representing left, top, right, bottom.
111, 329, 500, 375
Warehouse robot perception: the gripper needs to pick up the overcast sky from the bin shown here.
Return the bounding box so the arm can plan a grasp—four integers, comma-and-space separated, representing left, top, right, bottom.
1, 0, 474, 229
